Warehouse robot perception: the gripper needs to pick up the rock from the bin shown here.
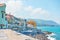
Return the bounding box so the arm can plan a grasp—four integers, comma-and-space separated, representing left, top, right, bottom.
34, 34, 49, 40
43, 31, 52, 35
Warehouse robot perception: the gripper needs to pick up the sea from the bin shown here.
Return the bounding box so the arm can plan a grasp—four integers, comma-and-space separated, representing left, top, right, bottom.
37, 26, 60, 40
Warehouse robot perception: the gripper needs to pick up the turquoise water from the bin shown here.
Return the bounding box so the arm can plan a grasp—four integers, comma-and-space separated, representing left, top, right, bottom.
37, 26, 60, 40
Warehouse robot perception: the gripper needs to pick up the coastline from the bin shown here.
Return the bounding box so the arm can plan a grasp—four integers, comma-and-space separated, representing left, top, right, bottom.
37, 26, 60, 40
12, 27, 55, 40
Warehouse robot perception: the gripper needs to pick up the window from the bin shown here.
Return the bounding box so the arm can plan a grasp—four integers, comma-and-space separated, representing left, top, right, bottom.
1, 11, 5, 18
2, 13, 4, 18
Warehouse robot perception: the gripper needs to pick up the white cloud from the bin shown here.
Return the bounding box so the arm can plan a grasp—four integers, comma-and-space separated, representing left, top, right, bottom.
24, 6, 50, 20
32, 8, 43, 14
0, 0, 51, 20
25, 6, 33, 12
6, 0, 23, 16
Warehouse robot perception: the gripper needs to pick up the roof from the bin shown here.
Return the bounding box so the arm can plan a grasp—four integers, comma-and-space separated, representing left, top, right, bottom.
0, 3, 5, 6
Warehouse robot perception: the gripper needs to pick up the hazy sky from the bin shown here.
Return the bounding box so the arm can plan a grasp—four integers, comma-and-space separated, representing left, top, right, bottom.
0, 0, 60, 24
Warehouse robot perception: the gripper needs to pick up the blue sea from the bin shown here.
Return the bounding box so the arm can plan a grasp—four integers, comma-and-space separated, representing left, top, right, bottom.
37, 26, 60, 40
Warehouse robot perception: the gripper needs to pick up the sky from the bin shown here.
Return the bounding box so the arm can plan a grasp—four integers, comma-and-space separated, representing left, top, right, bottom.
0, 0, 60, 24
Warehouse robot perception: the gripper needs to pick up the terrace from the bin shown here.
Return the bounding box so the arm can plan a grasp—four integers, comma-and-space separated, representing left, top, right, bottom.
0, 29, 38, 40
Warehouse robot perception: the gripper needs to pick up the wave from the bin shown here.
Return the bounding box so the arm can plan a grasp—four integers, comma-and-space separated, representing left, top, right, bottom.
47, 36, 56, 40
47, 33, 56, 40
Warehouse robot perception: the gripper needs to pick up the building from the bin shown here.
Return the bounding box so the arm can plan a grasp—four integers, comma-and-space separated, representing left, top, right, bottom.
0, 3, 7, 29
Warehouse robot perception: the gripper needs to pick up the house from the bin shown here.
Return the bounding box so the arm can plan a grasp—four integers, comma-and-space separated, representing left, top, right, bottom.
0, 3, 7, 29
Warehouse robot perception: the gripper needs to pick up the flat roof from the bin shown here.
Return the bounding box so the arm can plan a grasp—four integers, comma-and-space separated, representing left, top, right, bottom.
0, 3, 5, 6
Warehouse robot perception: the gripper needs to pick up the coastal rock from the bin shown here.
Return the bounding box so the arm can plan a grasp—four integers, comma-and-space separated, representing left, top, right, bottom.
34, 34, 49, 40
43, 31, 52, 35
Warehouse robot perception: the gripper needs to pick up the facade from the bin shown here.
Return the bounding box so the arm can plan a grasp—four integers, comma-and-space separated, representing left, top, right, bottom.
0, 3, 7, 29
